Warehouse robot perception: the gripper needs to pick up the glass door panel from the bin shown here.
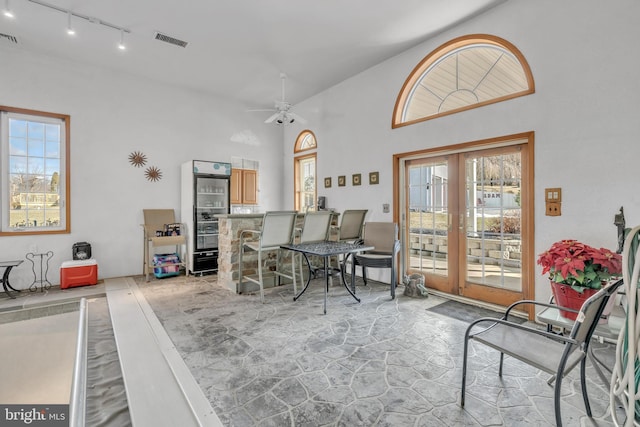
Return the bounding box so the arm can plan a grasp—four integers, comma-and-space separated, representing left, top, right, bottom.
195, 176, 228, 251
459, 146, 524, 305
406, 156, 456, 293
401, 137, 530, 309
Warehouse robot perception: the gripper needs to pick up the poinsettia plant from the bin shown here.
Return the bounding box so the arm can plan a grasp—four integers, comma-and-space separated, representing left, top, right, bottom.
537, 239, 622, 292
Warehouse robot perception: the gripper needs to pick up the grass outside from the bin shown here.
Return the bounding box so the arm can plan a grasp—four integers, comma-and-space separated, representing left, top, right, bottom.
9, 208, 60, 228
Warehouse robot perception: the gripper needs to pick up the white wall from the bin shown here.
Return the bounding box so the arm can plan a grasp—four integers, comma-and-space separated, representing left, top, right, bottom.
284, 0, 640, 301
3, 0, 638, 300
0, 45, 284, 289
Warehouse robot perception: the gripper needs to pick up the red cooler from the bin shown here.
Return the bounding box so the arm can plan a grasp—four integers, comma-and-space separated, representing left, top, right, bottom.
60, 259, 98, 289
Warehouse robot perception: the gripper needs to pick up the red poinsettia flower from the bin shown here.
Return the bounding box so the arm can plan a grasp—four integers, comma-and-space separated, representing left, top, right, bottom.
537, 239, 622, 292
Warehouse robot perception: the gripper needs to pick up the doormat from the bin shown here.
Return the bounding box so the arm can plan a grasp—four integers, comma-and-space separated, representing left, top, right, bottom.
426, 300, 526, 324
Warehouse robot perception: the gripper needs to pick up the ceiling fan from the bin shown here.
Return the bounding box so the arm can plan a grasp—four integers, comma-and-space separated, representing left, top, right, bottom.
253, 73, 307, 125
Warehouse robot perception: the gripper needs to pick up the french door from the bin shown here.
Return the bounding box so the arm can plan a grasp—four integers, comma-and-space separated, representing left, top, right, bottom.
402, 135, 533, 308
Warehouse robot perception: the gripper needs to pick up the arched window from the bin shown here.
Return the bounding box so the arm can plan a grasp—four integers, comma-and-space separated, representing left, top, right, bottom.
392, 34, 534, 128
294, 131, 317, 153
294, 130, 317, 211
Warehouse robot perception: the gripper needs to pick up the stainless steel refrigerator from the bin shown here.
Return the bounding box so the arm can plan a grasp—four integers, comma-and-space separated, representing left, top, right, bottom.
181, 160, 231, 275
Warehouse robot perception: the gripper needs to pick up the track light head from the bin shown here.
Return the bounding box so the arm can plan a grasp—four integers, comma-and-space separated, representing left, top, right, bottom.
66, 12, 75, 35
118, 29, 126, 50
3, 0, 13, 18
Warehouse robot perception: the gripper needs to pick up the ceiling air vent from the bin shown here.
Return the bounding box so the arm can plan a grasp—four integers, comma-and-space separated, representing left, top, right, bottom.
0, 33, 18, 44
154, 32, 188, 48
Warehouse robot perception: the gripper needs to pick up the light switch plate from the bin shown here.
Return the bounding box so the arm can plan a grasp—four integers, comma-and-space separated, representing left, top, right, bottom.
545, 187, 562, 202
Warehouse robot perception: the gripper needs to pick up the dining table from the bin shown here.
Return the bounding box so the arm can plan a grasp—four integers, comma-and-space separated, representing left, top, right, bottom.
280, 241, 373, 314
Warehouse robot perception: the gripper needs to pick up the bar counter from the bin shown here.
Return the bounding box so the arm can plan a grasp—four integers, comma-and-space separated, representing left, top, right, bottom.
216, 212, 338, 294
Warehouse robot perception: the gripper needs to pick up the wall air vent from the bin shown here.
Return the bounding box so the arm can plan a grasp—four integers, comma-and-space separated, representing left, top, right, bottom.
154, 32, 188, 48
0, 33, 18, 44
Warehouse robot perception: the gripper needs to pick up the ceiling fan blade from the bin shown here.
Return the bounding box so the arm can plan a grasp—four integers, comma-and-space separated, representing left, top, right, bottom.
247, 108, 276, 112
264, 112, 280, 124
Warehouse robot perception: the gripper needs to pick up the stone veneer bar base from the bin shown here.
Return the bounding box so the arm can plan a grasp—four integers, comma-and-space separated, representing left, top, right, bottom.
216, 213, 338, 295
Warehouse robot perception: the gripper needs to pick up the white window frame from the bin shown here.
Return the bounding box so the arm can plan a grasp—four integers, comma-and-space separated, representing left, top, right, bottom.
1, 107, 70, 235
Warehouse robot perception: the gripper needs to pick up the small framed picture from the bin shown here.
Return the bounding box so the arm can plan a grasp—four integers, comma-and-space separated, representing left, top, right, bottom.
338, 175, 346, 187
324, 177, 332, 188
369, 171, 379, 185
352, 173, 361, 186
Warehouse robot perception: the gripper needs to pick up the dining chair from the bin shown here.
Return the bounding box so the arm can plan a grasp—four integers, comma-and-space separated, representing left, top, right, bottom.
461, 279, 624, 427
238, 211, 298, 303
295, 211, 333, 281
142, 209, 187, 281
330, 209, 368, 274
350, 222, 400, 299
334, 209, 368, 242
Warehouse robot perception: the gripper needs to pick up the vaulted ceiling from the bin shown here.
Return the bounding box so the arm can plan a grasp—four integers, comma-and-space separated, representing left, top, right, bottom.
1, 0, 506, 109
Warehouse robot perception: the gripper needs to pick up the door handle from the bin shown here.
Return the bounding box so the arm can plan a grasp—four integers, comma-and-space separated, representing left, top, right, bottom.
448, 214, 452, 232
459, 213, 464, 231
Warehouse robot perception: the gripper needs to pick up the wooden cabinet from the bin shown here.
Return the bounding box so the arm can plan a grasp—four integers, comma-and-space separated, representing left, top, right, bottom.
231, 169, 258, 205
230, 169, 242, 204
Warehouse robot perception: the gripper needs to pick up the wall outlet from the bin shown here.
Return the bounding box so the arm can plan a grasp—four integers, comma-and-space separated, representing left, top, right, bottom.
383, 203, 389, 213
546, 201, 561, 216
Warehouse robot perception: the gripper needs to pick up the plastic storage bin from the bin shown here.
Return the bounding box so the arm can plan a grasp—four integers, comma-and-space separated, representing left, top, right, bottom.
60, 259, 98, 289
153, 253, 181, 278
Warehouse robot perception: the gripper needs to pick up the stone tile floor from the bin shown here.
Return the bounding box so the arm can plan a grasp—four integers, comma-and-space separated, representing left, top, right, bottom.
136, 274, 621, 426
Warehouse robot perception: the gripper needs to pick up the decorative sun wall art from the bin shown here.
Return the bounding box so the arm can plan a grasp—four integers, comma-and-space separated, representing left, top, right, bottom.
145, 166, 163, 182
128, 151, 147, 167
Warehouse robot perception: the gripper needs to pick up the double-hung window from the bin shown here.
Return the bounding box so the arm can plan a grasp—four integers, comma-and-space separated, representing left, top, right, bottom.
0, 106, 70, 235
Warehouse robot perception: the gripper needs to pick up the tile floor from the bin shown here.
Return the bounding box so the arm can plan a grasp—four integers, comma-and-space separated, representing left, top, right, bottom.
134, 274, 620, 426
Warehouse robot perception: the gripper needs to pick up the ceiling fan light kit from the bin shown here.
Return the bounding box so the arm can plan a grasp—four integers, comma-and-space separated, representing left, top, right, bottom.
256, 73, 307, 125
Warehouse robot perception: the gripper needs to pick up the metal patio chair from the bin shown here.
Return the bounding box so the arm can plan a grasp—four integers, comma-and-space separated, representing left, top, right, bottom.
350, 222, 401, 299
461, 279, 624, 427
330, 209, 367, 274
295, 211, 333, 281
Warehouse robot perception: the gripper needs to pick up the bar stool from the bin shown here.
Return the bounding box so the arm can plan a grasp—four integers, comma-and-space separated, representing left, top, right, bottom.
238, 211, 298, 302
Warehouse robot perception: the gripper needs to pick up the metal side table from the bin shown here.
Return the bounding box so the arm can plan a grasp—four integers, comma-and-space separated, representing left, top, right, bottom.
26, 251, 54, 292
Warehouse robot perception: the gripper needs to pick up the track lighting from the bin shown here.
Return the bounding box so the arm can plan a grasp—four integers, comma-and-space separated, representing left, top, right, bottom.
66, 12, 75, 35
24, 0, 130, 51
3, 0, 14, 18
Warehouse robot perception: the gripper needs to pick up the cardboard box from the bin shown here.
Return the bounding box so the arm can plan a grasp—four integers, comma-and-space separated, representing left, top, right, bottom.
60, 259, 98, 289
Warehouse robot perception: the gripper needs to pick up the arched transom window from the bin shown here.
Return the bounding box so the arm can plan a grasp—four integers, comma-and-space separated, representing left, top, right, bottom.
393, 34, 534, 128
295, 131, 317, 153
